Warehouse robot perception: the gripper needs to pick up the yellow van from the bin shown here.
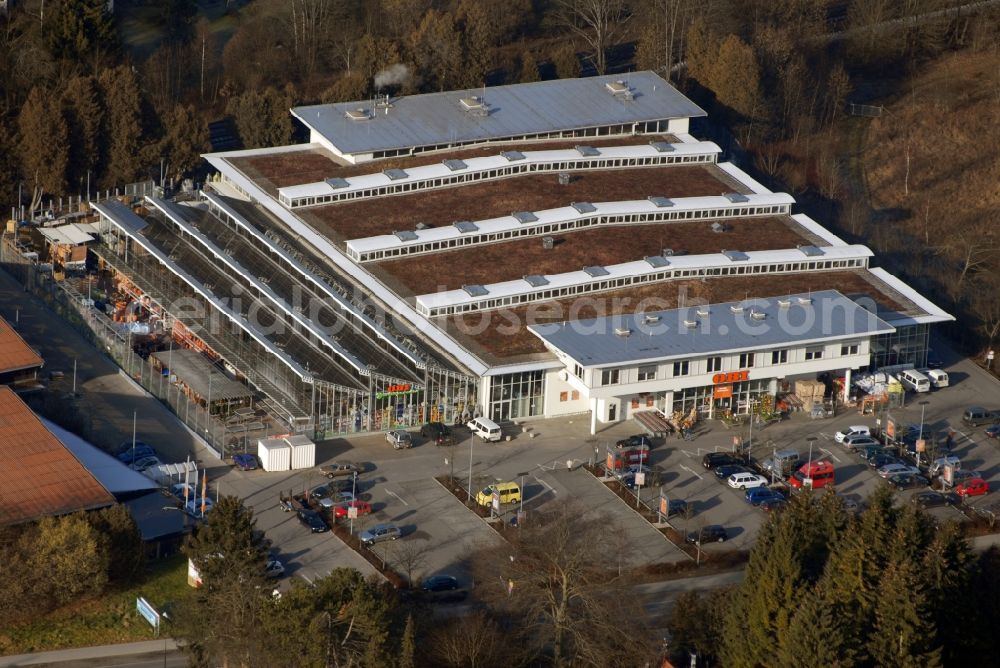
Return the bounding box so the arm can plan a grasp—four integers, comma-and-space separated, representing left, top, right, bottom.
476, 481, 521, 507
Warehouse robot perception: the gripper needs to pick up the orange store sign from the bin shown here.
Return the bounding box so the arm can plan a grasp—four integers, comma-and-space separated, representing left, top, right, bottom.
713, 384, 733, 399
712, 370, 749, 384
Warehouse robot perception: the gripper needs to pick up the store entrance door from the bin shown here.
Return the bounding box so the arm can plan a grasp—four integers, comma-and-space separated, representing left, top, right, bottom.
609, 404, 617, 421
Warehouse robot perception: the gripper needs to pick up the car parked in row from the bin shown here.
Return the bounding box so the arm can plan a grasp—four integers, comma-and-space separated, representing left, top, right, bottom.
759, 497, 788, 512
955, 478, 989, 498
714, 464, 753, 480
320, 461, 364, 478
843, 436, 881, 452
616, 434, 653, 449
745, 488, 785, 506
727, 472, 768, 490
420, 422, 454, 446
386, 430, 413, 449
421, 574, 467, 602
686, 525, 728, 544
986, 425, 1000, 439
877, 463, 922, 478
333, 500, 373, 519
117, 443, 156, 464
232, 453, 258, 471
702, 452, 742, 469
911, 491, 960, 509
885, 473, 930, 490
297, 509, 328, 533
360, 524, 401, 545
835, 426, 871, 444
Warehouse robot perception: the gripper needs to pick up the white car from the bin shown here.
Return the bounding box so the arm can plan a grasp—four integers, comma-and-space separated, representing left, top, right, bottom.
727, 472, 768, 490
877, 463, 921, 479
835, 425, 871, 444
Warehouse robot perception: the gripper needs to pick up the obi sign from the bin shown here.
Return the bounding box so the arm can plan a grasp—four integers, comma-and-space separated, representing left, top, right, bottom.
375, 383, 419, 400
712, 370, 749, 384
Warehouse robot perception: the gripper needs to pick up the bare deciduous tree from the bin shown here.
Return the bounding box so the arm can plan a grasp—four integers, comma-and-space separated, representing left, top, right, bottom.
553, 0, 629, 75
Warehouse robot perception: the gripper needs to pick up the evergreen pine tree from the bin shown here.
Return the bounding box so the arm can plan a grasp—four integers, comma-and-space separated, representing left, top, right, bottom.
98, 66, 145, 188
779, 581, 861, 667
920, 522, 972, 666
399, 613, 416, 668
868, 560, 943, 667
62, 76, 104, 193
18, 86, 69, 211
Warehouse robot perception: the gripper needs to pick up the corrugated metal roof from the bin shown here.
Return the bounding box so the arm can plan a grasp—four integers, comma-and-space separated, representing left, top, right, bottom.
150, 349, 254, 402
0, 387, 114, 527
37, 224, 95, 246
528, 290, 897, 367
0, 315, 44, 375
291, 72, 705, 156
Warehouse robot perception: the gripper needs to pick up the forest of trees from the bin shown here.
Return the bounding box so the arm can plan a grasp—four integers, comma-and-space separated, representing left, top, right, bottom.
666, 488, 1000, 667
1, 0, 998, 350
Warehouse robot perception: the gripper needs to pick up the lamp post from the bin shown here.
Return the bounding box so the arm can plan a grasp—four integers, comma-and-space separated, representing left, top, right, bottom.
467, 431, 475, 505
917, 400, 930, 464
517, 471, 529, 527
806, 436, 817, 480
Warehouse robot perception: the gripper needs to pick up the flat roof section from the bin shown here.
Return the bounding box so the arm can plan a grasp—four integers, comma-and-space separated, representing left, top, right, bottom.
0, 387, 114, 527
300, 164, 741, 243
292, 72, 705, 156
440, 270, 917, 365
226, 136, 678, 195
529, 290, 896, 368
373, 217, 814, 298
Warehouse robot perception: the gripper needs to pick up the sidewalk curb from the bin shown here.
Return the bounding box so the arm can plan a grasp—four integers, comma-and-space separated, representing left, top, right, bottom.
0, 639, 179, 667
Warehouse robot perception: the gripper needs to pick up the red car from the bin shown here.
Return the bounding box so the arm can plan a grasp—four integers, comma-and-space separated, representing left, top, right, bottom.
955, 478, 990, 498
333, 500, 372, 519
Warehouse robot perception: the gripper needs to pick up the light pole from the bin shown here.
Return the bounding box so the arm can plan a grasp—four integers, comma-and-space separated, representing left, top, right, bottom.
917, 400, 930, 464
806, 436, 817, 483
467, 431, 475, 505
517, 470, 529, 527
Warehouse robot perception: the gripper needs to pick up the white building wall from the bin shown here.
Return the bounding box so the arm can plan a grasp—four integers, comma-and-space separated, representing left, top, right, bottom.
667, 117, 690, 135
543, 368, 591, 417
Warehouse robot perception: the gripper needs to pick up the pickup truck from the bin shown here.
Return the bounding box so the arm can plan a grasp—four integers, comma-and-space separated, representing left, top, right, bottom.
319, 461, 363, 478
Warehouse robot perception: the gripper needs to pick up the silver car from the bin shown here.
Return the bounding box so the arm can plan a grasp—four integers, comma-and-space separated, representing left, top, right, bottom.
386, 430, 413, 450
360, 524, 401, 545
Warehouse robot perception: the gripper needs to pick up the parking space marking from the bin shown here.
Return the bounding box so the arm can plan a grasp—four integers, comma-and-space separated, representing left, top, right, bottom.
386, 489, 409, 506
819, 448, 841, 463
535, 477, 556, 494
679, 464, 703, 480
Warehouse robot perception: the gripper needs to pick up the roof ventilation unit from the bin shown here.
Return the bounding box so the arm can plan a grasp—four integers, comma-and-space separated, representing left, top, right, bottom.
662, 248, 675, 257
443, 159, 468, 171
345, 108, 370, 121
778, 298, 791, 308
605, 80, 634, 101
383, 168, 408, 181
648, 196, 674, 208
542, 236, 555, 250
575, 145, 600, 157
415, 222, 430, 231
558, 172, 572, 185
393, 230, 418, 242
643, 314, 661, 324
650, 141, 675, 153
501, 150, 525, 162
614, 327, 632, 337
572, 202, 597, 214
453, 221, 478, 233
324, 177, 349, 189
683, 319, 698, 328
696, 307, 710, 317
723, 192, 750, 203
513, 211, 538, 224
722, 250, 749, 262
584, 265, 610, 277
750, 310, 767, 321
711, 222, 728, 233
459, 96, 489, 116
730, 304, 744, 314
797, 296, 813, 306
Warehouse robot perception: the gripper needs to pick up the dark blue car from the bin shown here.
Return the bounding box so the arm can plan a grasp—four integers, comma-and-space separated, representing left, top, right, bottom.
745, 487, 784, 506
233, 453, 258, 471
116, 443, 155, 464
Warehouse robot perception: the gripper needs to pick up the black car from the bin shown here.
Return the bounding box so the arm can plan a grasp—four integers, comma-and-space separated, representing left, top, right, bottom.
714, 464, 752, 480
421, 574, 468, 602
420, 422, 454, 446
868, 453, 900, 469
911, 491, 960, 509
702, 452, 742, 469
885, 473, 930, 490
616, 434, 653, 449
297, 509, 328, 533
759, 498, 788, 513
686, 525, 727, 544
926, 350, 943, 369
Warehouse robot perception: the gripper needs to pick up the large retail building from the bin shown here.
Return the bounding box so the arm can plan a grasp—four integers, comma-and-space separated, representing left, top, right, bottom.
91, 72, 951, 438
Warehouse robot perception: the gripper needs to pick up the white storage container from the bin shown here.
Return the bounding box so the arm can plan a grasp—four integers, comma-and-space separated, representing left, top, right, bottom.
287, 434, 316, 470
257, 438, 291, 472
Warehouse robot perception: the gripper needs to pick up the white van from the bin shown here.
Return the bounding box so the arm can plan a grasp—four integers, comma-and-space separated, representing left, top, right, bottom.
468, 416, 503, 442
926, 369, 949, 388
899, 368, 930, 393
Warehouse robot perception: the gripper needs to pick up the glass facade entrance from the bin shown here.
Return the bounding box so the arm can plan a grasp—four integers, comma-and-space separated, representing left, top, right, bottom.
671, 379, 773, 417
488, 370, 544, 422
